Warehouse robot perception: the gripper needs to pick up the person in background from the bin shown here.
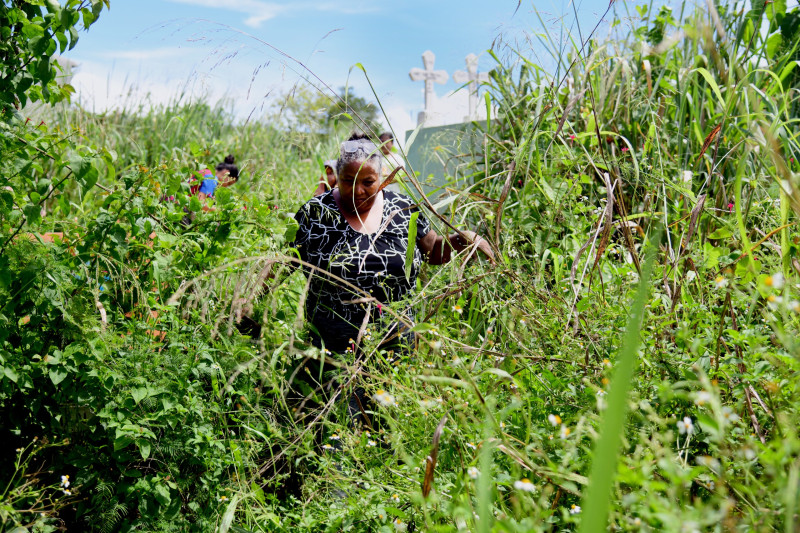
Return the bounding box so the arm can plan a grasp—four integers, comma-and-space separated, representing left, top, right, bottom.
313, 159, 338, 197
197, 155, 239, 202
378, 132, 403, 194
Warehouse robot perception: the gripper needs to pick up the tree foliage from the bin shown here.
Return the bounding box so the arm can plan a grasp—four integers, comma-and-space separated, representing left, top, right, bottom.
0, 0, 107, 112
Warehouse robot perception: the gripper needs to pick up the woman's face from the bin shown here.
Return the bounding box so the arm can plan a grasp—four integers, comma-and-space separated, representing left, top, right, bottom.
338, 159, 381, 215
216, 169, 236, 187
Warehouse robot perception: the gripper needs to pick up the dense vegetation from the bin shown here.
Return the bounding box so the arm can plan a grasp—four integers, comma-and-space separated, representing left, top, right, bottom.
1, 0, 799, 531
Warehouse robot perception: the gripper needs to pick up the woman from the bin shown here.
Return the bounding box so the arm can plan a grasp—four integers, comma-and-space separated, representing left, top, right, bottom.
312, 159, 338, 197
197, 155, 239, 202
289, 138, 492, 414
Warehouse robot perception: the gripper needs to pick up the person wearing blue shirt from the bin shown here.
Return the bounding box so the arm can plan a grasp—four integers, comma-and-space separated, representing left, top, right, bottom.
198, 155, 239, 203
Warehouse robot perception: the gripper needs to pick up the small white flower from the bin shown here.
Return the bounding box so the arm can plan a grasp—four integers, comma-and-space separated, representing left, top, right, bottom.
548, 414, 562, 426
373, 389, 395, 407
62, 489, 72, 496
685, 270, 697, 282
467, 466, 479, 479
514, 478, 536, 492
696, 455, 721, 471
210, 363, 221, 371
560, 425, 571, 439
677, 416, 694, 435
452, 305, 463, 315
596, 390, 607, 410
765, 272, 785, 290
682, 170, 693, 183
322, 443, 335, 451
390, 493, 400, 503
682, 520, 701, 533
694, 391, 713, 406
393, 518, 407, 531
569, 504, 581, 514
218, 495, 228, 502
60, 475, 70, 489
789, 300, 800, 313
714, 276, 729, 289
430, 340, 442, 350
602, 358, 612, 368
367, 440, 377, 447
767, 294, 783, 309
465, 441, 477, 450
329, 434, 340, 441
721, 406, 740, 423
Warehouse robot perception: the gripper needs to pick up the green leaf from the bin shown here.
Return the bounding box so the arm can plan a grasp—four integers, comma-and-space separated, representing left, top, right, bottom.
188, 196, 202, 213
153, 483, 171, 506
283, 217, 298, 242
766, 33, 783, 60
707, 227, 733, 239
138, 439, 151, 460
114, 435, 133, 451
251, 482, 265, 505
766, 0, 786, 23
4, 366, 19, 383
131, 387, 148, 404
49, 367, 67, 386
218, 495, 241, 533
216, 186, 231, 205
69, 155, 98, 192
694, 68, 726, 110
68, 25, 79, 50
405, 211, 420, 281
23, 204, 41, 226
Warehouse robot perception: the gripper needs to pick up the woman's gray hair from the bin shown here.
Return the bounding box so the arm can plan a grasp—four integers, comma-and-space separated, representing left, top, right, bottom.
337, 139, 383, 173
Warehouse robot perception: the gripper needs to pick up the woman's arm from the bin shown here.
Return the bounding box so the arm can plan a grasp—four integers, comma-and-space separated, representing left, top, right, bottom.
418, 229, 495, 265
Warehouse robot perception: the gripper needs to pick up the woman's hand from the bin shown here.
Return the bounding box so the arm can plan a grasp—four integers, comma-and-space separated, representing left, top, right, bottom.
453, 230, 495, 264
419, 229, 495, 265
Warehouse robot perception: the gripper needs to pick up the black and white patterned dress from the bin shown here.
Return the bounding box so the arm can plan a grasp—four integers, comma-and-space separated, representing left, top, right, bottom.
291, 190, 432, 353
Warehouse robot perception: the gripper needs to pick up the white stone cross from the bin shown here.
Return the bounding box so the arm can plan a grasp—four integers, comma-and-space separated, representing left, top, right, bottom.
453, 53, 489, 121
409, 50, 448, 125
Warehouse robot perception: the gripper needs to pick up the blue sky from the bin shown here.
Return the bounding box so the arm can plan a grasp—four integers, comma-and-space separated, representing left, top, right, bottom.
63, 0, 626, 133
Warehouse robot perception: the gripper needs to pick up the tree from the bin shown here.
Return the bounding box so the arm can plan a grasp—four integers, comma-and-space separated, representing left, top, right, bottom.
270, 85, 382, 137
0, 0, 107, 113
326, 86, 381, 135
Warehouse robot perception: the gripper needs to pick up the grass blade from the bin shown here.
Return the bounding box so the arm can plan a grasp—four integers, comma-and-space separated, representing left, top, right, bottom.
578, 231, 659, 533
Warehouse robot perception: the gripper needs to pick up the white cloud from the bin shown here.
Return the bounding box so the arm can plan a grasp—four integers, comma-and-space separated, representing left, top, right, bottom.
97, 47, 189, 61
68, 58, 223, 113
168, 0, 287, 27
308, 1, 381, 15
166, 0, 379, 28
